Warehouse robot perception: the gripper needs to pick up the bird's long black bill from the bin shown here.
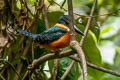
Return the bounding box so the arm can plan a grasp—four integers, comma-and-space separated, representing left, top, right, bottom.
73, 25, 84, 35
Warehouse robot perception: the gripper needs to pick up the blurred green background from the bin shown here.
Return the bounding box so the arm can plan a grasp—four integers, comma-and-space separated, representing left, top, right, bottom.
0, 0, 120, 80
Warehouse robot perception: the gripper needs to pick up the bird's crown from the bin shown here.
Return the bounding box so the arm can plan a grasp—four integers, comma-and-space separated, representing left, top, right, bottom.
58, 15, 69, 26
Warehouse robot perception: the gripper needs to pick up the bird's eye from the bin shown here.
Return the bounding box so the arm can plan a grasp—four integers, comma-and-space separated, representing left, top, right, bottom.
78, 18, 82, 24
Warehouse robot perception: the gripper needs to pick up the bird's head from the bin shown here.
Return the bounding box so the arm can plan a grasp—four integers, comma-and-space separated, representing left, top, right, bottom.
58, 15, 69, 27
58, 15, 84, 35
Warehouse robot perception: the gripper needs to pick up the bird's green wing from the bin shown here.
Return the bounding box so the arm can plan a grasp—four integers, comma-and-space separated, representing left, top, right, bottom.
35, 26, 67, 44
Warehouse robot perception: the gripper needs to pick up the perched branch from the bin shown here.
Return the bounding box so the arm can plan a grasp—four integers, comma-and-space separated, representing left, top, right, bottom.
27, 49, 120, 77
69, 56, 120, 77
28, 49, 73, 70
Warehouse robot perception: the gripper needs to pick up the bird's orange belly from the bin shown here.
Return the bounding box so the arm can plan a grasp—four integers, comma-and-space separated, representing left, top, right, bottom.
42, 32, 70, 50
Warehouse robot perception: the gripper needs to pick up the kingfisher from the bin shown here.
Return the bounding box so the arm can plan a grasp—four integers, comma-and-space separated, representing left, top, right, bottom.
17, 15, 84, 51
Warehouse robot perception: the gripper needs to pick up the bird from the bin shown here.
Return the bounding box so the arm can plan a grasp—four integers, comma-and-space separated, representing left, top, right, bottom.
17, 15, 84, 51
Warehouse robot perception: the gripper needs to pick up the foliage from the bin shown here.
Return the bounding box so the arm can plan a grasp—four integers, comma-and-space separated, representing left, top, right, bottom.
0, 0, 120, 80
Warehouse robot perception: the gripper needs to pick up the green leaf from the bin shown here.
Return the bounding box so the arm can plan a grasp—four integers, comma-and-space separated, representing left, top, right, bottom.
83, 33, 103, 79
77, 17, 100, 40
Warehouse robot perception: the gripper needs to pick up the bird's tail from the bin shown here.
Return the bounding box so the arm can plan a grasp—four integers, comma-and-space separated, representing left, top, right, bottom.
17, 30, 38, 39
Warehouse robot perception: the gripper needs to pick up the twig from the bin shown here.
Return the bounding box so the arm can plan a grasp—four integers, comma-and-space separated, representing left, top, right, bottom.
60, 60, 75, 80
51, 59, 59, 80
22, 70, 29, 80
15, 0, 44, 79
60, 54, 78, 80
69, 56, 120, 77
0, 73, 5, 80
67, 0, 74, 40
24, 0, 34, 16
53, 1, 67, 11
6, 61, 22, 80
53, 1, 87, 17
13, 41, 32, 80
42, 4, 49, 29
0, 59, 22, 80
53, 1, 120, 18
32, 42, 35, 61
75, 0, 97, 79
80, 0, 97, 46
27, 0, 44, 31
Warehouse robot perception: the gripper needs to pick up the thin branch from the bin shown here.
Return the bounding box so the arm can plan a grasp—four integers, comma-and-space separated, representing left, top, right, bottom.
6, 61, 22, 80
27, 0, 44, 31
69, 56, 120, 77
67, 0, 74, 40
42, 4, 49, 29
60, 60, 75, 80
0, 59, 22, 80
13, 41, 32, 80
24, 0, 34, 16
68, 0, 88, 80
80, 0, 97, 46
14, 2, 42, 78
0, 72, 5, 80
51, 59, 59, 80
60, 54, 78, 80
22, 71, 29, 80
53, 1, 120, 18
32, 42, 35, 61
53, 1, 67, 11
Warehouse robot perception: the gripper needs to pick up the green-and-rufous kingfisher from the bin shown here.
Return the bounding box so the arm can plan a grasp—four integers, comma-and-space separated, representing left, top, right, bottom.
17, 15, 84, 50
